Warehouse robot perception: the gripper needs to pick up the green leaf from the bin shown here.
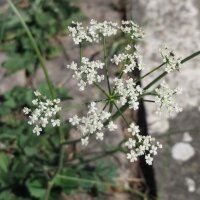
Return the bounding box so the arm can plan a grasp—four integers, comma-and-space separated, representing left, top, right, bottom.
24, 146, 37, 157
0, 191, 25, 200
0, 153, 11, 174
47, 45, 63, 59
27, 180, 46, 198
2, 54, 30, 74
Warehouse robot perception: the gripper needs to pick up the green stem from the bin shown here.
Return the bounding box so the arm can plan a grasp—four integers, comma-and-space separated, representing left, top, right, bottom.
44, 182, 53, 200
102, 101, 109, 111
113, 102, 129, 126
111, 64, 125, 95
104, 103, 129, 126
142, 99, 155, 103
7, 2, 67, 199
108, 50, 200, 128
44, 146, 65, 200
7, 0, 55, 99
82, 147, 121, 163
55, 175, 146, 198
57, 174, 115, 186
80, 43, 83, 64
109, 102, 113, 113
144, 50, 200, 90
181, 50, 200, 63
135, 63, 165, 83
94, 82, 110, 98
103, 36, 111, 94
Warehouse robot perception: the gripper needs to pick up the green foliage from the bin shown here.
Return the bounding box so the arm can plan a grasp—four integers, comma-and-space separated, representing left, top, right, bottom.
0, 1, 118, 199
0, 85, 117, 199
0, 0, 85, 75
55, 162, 117, 195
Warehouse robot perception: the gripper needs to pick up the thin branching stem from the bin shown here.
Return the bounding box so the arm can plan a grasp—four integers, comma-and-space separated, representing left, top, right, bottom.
7, 0, 55, 99
56, 175, 146, 198
94, 82, 110, 98
103, 36, 112, 94
109, 50, 200, 124
113, 102, 129, 126
135, 63, 165, 83
144, 50, 200, 90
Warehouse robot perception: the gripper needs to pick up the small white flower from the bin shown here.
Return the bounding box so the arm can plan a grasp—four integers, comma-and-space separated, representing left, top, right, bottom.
114, 78, 143, 110
28, 114, 38, 125
125, 123, 162, 165
111, 49, 143, 73
34, 91, 41, 97
33, 125, 42, 136
125, 138, 136, 149
145, 154, 153, 165
127, 123, 140, 135
69, 102, 114, 145
160, 46, 182, 73
107, 121, 118, 131
23, 92, 62, 135
45, 109, 53, 117
125, 45, 131, 51
127, 150, 137, 162
89, 19, 118, 40
96, 132, 104, 141
121, 20, 144, 39
81, 137, 89, 146
40, 117, 48, 128
53, 99, 61, 104
100, 111, 111, 120
23, 107, 31, 115
67, 57, 104, 90
68, 21, 92, 45
32, 99, 38, 105
155, 81, 182, 116
51, 119, 60, 127
69, 115, 80, 125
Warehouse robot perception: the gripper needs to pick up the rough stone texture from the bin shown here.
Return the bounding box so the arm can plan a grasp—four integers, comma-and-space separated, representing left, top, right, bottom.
130, 0, 200, 199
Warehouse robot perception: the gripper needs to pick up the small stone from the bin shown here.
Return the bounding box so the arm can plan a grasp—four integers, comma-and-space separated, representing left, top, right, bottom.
171, 142, 195, 161
182, 132, 193, 142
185, 177, 196, 192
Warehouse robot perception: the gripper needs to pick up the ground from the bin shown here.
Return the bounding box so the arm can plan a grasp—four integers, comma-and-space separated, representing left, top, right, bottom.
0, 0, 200, 199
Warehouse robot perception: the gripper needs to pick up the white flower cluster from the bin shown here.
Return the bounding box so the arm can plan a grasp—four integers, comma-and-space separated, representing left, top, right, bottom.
89, 19, 118, 41
23, 91, 61, 135
69, 102, 117, 146
114, 78, 143, 110
155, 81, 182, 116
125, 123, 162, 165
68, 21, 93, 45
111, 46, 143, 73
67, 57, 104, 91
68, 19, 144, 45
160, 46, 182, 73
120, 20, 144, 39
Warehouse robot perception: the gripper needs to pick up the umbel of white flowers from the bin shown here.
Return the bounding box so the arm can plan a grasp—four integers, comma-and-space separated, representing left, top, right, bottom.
68, 20, 144, 45
66, 19, 183, 165
69, 102, 118, 146
23, 91, 61, 135
125, 123, 162, 165
23, 19, 183, 166
67, 57, 104, 91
